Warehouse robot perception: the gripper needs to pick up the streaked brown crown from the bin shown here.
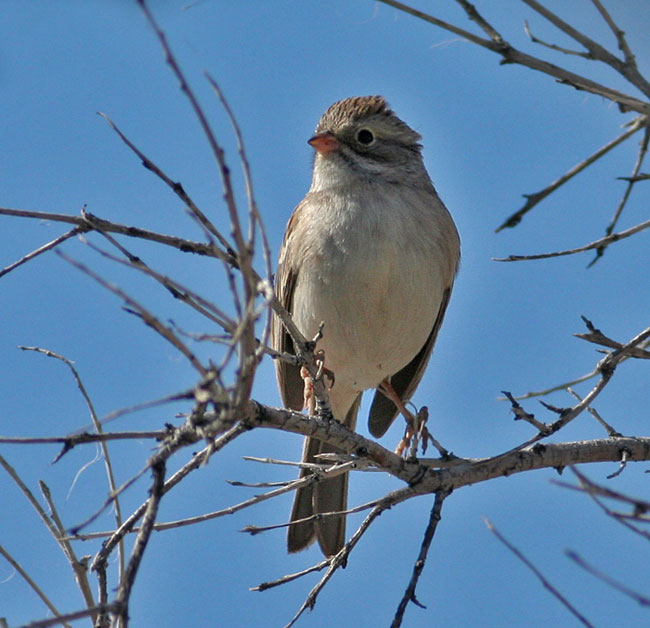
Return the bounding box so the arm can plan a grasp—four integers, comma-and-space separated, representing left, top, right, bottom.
315, 95, 422, 148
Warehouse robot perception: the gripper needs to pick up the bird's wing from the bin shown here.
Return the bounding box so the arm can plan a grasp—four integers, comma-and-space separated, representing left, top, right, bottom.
367, 286, 453, 438
271, 206, 307, 411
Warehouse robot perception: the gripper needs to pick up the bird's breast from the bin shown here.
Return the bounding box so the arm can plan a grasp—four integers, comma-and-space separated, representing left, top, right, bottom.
290, 185, 448, 392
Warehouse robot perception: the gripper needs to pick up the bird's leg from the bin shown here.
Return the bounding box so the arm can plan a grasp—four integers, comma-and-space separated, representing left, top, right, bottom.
300, 366, 316, 415
301, 350, 335, 416
377, 379, 418, 454
378, 379, 448, 457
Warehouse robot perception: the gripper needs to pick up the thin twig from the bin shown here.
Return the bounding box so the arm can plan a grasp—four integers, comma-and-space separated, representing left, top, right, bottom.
495, 117, 646, 232
251, 560, 330, 592
590, 0, 637, 70
521, 0, 650, 97
500, 320, 650, 400
523, 19, 591, 58
484, 519, 594, 627
80, 228, 236, 334
113, 460, 166, 628
20, 346, 125, 579
574, 316, 650, 359
283, 487, 416, 628
566, 550, 650, 606
136, 0, 250, 278
39, 482, 96, 618
0, 225, 84, 279
90, 422, 247, 572
566, 387, 620, 437
495, 216, 650, 262
0, 206, 223, 259
56, 249, 207, 376
0, 431, 166, 446
0, 544, 71, 628
555, 468, 650, 541
391, 490, 450, 627
378, 0, 649, 113
12, 604, 120, 628
97, 112, 234, 256
244, 493, 385, 537
589, 125, 650, 266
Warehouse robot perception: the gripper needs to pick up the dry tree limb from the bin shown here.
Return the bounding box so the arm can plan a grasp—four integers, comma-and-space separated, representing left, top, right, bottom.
484, 518, 595, 628
494, 217, 650, 262
12, 605, 120, 628
523, 19, 591, 58
378, 0, 650, 114
19, 346, 126, 579
111, 461, 166, 628
566, 387, 620, 438
57, 249, 208, 376
589, 125, 650, 266
378, 0, 650, 241
501, 319, 650, 400
282, 487, 416, 628
0, 431, 166, 447
495, 117, 646, 232
553, 468, 650, 541
0, 206, 222, 260
39, 482, 96, 617
391, 489, 450, 628
97, 112, 233, 256
0, 544, 71, 627
79, 229, 237, 335
251, 560, 330, 593
89, 421, 248, 574
0, 225, 85, 279
574, 316, 650, 359
566, 550, 650, 607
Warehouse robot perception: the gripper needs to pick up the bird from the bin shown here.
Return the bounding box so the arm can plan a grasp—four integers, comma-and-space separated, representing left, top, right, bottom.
272, 95, 460, 557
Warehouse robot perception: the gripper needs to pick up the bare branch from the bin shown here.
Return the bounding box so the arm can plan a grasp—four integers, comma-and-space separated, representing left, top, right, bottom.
56, 250, 208, 376
283, 487, 416, 627
251, 560, 330, 593
90, 421, 247, 573
39, 482, 96, 612
554, 468, 650, 541
391, 490, 450, 627
485, 519, 594, 627
112, 460, 166, 628
589, 125, 650, 266
590, 0, 637, 69
12, 604, 120, 628
495, 216, 650, 262
136, 0, 250, 280
574, 316, 650, 359
566, 387, 621, 438
523, 19, 591, 58
0, 431, 166, 447
97, 112, 233, 256
566, 550, 650, 606
378, 0, 650, 114
0, 206, 228, 262
0, 543, 71, 628
0, 225, 84, 279
19, 346, 126, 578
495, 116, 646, 232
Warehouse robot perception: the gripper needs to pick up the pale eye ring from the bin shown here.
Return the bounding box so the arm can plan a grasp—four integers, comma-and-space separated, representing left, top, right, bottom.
356, 128, 375, 145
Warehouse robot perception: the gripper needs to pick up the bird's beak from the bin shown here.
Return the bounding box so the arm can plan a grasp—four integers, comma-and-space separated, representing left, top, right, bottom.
308, 131, 339, 154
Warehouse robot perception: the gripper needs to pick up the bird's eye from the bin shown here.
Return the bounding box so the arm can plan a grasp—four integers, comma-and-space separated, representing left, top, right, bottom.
356, 128, 375, 145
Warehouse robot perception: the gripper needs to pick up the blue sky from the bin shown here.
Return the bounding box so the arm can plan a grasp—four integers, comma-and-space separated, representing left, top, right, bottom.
1, 1, 649, 627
